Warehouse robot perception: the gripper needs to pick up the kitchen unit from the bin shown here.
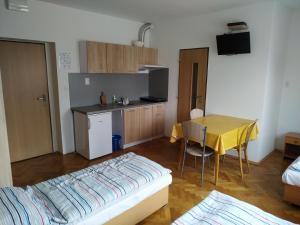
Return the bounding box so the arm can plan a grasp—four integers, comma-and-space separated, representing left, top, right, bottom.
74, 111, 112, 160
73, 40, 166, 160
73, 102, 165, 159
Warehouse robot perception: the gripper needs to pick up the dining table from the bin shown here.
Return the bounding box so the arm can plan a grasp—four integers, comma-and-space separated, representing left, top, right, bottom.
170, 114, 259, 185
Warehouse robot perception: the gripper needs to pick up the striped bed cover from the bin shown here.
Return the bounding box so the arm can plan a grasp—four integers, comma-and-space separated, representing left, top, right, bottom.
0, 152, 171, 225
172, 190, 296, 225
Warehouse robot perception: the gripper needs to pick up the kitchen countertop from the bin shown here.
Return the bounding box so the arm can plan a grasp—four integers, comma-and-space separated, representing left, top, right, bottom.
71, 100, 166, 115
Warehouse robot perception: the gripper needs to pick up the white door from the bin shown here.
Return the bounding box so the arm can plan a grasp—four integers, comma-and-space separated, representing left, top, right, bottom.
88, 112, 112, 159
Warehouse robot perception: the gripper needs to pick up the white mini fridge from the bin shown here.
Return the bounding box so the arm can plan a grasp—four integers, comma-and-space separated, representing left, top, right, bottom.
74, 111, 112, 160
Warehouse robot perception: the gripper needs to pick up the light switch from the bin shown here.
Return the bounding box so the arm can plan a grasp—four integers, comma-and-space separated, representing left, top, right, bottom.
85, 77, 90, 86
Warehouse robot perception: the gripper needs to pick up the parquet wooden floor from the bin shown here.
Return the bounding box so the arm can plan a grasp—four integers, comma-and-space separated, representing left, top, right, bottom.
11, 138, 300, 224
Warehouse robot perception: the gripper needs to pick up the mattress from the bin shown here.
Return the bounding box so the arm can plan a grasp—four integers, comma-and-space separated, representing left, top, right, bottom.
282, 156, 300, 186
0, 152, 172, 225
172, 190, 296, 225
76, 174, 172, 225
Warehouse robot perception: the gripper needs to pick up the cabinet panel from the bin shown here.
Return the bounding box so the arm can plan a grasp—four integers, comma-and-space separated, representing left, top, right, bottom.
124, 108, 140, 144
86, 41, 107, 73
138, 47, 158, 65
140, 106, 153, 140
106, 43, 125, 73
74, 112, 89, 158
124, 45, 139, 73
152, 104, 165, 137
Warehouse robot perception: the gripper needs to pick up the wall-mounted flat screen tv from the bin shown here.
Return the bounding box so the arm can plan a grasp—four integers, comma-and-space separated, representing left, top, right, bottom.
216, 32, 250, 55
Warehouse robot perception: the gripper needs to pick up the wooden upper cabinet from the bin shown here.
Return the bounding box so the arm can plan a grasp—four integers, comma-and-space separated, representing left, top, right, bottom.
106, 43, 125, 73
138, 47, 158, 65
123, 45, 139, 73
140, 106, 153, 140
152, 104, 165, 137
80, 41, 158, 73
80, 41, 107, 73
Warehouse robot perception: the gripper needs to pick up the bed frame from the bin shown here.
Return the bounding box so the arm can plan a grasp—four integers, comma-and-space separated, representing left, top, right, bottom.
283, 184, 300, 206
104, 186, 169, 225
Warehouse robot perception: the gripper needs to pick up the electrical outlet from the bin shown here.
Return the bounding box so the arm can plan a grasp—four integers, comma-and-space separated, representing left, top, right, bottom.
85, 77, 90, 86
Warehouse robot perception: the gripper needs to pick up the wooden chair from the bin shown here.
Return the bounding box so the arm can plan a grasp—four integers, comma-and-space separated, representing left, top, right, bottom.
190, 108, 203, 119
235, 120, 258, 179
181, 121, 214, 185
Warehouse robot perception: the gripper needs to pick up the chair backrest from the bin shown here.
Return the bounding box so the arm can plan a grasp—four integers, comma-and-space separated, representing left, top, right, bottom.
182, 121, 207, 147
238, 119, 258, 149
190, 108, 203, 119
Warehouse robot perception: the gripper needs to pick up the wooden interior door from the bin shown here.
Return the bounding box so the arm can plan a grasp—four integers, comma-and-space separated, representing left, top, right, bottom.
177, 48, 209, 122
0, 41, 53, 162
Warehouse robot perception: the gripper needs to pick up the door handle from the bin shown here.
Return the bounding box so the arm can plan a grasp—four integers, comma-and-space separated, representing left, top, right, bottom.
37, 94, 47, 102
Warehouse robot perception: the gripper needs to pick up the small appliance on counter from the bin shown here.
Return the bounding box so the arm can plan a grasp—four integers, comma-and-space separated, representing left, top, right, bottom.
140, 96, 167, 103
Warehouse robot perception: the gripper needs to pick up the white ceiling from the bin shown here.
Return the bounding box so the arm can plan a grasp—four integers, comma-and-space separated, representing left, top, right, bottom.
37, 0, 300, 22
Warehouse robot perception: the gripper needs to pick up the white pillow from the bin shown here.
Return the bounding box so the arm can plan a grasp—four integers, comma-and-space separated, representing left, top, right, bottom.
291, 156, 300, 170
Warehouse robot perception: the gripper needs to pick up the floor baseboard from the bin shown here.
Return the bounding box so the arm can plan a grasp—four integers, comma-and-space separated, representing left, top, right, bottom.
224, 149, 281, 165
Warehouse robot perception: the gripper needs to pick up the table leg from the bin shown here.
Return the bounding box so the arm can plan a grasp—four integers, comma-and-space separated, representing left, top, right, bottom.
177, 138, 185, 170
214, 152, 220, 185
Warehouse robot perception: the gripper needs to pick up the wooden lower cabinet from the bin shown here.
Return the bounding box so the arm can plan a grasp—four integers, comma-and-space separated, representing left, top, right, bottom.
124, 107, 141, 144
123, 104, 165, 146
152, 104, 165, 137
140, 106, 153, 140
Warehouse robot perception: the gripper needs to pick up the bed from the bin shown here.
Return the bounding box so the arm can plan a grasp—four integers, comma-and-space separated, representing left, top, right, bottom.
0, 152, 172, 225
172, 190, 296, 225
282, 155, 300, 206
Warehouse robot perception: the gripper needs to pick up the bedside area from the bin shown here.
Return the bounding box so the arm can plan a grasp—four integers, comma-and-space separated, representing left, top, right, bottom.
284, 132, 300, 160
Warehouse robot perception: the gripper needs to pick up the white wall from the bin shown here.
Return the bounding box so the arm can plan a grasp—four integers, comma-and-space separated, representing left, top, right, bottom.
259, 3, 290, 159
152, 2, 290, 162
0, 0, 148, 154
276, 10, 300, 150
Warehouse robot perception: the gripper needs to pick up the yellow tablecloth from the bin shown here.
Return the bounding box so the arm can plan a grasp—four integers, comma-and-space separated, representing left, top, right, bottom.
170, 114, 259, 155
